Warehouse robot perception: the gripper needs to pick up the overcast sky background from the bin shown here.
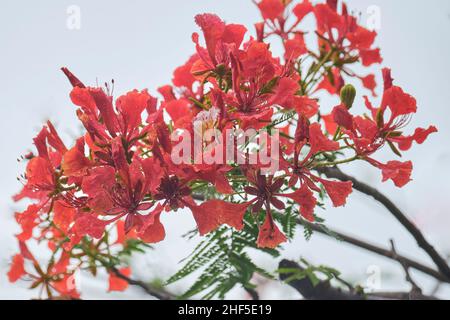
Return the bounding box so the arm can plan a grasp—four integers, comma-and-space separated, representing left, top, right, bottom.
0, 0, 449, 299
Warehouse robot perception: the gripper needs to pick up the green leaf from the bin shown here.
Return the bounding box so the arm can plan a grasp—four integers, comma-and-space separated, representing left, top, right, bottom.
387, 140, 402, 157
166, 213, 279, 299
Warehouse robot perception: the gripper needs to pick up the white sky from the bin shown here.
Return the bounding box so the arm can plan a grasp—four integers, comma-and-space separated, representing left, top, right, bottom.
0, 0, 449, 299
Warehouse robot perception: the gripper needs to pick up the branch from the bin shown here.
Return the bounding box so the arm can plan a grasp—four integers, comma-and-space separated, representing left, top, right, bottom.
279, 259, 438, 300
279, 260, 363, 300
110, 267, 175, 300
244, 287, 260, 300
316, 166, 450, 279
298, 219, 450, 283
389, 239, 423, 297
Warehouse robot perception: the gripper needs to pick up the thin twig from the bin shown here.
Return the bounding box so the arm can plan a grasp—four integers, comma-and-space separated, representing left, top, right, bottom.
110, 267, 175, 300
316, 166, 450, 279
390, 239, 423, 298
431, 255, 450, 295
298, 219, 449, 283
279, 259, 438, 300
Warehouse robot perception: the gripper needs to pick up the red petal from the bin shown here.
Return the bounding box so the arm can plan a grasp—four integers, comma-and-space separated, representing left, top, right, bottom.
61, 67, 86, 88
309, 123, 339, 154
258, 0, 285, 21
316, 68, 344, 95
194, 14, 226, 61
173, 55, 197, 88
321, 114, 338, 135
158, 85, 176, 102
284, 34, 307, 60
81, 166, 115, 212
190, 200, 250, 235
332, 105, 354, 130
353, 116, 378, 141
222, 24, 247, 47
62, 137, 91, 177
69, 86, 96, 115
108, 268, 131, 292
348, 27, 377, 50
294, 96, 319, 118
46, 121, 67, 154
15, 204, 39, 241
52, 251, 71, 275
74, 214, 107, 239
314, 4, 342, 31
375, 160, 413, 188
8, 254, 26, 283
256, 215, 287, 249
214, 172, 234, 194
382, 68, 394, 91
116, 90, 151, 129
269, 78, 299, 108
360, 74, 377, 96
293, 0, 313, 22
53, 200, 77, 233
52, 274, 80, 299
394, 126, 438, 151
284, 184, 316, 221
382, 86, 417, 118
115, 220, 126, 245
164, 99, 192, 126
25, 157, 55, 189
138, 205, 166, 243
195, 166, 234, 194
89, 88, 119, 136
360, 49, 382, 67
112, 138, 131, 185
320, 179, 353, 207
141, 157, 165, 194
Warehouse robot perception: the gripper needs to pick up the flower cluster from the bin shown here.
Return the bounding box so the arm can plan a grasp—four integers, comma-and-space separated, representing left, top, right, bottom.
9, 0, 436, 298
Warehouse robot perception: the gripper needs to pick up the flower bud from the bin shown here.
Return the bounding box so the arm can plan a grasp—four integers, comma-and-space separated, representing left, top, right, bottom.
340, 84, 356, 109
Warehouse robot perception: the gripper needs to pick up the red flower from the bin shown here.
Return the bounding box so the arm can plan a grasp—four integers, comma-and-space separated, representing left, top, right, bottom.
8, 242, 79, 299
369, 159, 413, 188
64, 69, 158, 166
10, 1, 437, 298
332, 71, 436, 157
15, 121, 68, 202
192, 13, 247, 77
225, 42, 302, 128
330, 69, 437, 187
282, 122, 353, 219
314, 1, 381, 66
